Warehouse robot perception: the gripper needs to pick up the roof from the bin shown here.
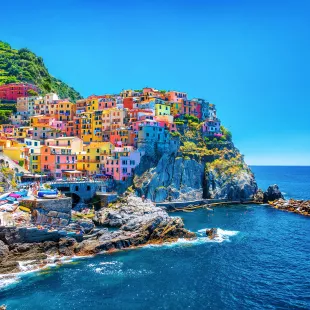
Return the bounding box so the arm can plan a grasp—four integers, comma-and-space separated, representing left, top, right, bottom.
54, 136, 79, 140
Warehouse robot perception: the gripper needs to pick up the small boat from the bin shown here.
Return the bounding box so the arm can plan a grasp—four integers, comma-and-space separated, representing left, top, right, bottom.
19, 206, 31, 213
42, 194, 58, 199
37, 190, 58, 198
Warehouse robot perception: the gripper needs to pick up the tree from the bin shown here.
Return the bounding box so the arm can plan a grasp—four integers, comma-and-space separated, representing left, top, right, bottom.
27, 89, 38, 96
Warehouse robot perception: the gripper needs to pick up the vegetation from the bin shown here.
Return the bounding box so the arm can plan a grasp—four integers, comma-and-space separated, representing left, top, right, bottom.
174, 121, 184, 125
0, 110, 12, 124
0, 41, 82, 101
170, 131, 181, 137
0, 103, 16, 112
220, 125, 232, 142
184, 114, 199, 123
207, 153, 248, 179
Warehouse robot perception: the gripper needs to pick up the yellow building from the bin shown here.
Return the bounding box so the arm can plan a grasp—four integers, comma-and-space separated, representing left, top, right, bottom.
91, 111, 103, 142
86, 97, 99, 112
155, 103, 171, 116
29, 152, 41, 173
77, 142, 114, 175
13, 127, 32, 140
80, 112, 93, 143
55, 101, 76, 122
3, 147, 23, 163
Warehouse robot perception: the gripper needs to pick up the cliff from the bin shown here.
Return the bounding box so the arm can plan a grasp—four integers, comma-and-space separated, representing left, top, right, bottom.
0, 41, 82, 101
134, 122, 257, 202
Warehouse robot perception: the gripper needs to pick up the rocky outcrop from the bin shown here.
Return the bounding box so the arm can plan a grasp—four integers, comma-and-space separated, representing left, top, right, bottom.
269, 199, 310, 216
134, 150, 257, 202
204, 168, 257, 201
253, 189, 264, 203
0, 195, 195, 274
77, 195, 195, 255
134, 154, 205, 202
263, 185, 284, 202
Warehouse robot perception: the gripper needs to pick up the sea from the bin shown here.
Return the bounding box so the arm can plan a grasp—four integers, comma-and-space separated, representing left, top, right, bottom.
0, 166, 310, 309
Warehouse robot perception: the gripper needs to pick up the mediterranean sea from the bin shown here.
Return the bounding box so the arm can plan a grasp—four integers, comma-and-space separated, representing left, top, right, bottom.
1, 166, 310, 309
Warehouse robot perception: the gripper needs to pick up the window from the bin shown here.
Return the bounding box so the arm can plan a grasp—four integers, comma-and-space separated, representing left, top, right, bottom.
87, 186, 91, 191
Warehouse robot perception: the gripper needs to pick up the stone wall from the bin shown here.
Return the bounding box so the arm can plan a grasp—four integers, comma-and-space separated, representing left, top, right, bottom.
20, 197, 72, 227
0, 226, 82, 244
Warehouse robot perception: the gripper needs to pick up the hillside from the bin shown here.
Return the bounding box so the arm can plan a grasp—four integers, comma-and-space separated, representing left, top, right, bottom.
0, 41, 82, 101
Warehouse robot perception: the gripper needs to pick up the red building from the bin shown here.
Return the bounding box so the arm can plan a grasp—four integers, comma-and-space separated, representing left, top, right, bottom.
0, 83, 39, 101
123, 97, 134, 109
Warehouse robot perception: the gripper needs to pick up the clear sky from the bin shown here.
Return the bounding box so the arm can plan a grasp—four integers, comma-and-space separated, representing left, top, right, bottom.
1, 0, 309, 165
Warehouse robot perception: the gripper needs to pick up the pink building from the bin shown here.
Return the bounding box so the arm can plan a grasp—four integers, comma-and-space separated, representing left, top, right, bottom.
202, 119, 222, 137
0, 83, 39, 101
98, 98, 116, 110
104, 146, 142, 181
167, 90, 187, 103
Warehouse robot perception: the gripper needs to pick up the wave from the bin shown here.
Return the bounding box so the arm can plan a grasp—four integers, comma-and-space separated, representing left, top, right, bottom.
144, 228, 239, 249
0, 275, 20, 290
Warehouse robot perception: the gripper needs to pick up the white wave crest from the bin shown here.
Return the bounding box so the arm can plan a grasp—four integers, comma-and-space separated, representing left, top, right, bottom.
0, 275, 20, 289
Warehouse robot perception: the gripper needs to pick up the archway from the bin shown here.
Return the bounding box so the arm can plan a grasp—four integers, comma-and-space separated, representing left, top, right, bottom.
64, 192, 81, 208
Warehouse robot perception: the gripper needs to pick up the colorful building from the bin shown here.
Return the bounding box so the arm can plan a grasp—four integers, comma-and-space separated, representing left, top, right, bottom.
0, 83, 39, 102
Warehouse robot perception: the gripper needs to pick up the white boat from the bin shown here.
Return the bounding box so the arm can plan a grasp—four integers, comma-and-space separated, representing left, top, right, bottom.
42, 194, 58, 199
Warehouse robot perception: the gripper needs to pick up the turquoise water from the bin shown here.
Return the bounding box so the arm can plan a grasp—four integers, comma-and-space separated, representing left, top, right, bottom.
1, 166, 310, 309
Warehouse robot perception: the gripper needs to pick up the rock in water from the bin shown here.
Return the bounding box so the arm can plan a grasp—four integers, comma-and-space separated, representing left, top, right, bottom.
206, 228, 217, 239
253, 189, 264, 203
263, 185, 284, 202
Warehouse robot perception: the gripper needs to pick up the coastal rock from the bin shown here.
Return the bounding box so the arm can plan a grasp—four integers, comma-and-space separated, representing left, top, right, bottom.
0, 240, 9, 257
76, 195, 195, 255
206, 228, 217, 239
58, 237, 78, 256
263, 185, 284, 202
253, 189, 264, 203
134, 144, 257, 202
269, 199, 310, 216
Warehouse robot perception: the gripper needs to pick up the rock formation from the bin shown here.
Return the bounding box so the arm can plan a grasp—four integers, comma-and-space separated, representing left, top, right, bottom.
263, 184, 284, 202
78, 195, 195, 255
268, 199, 310, 216
134, 127, 257, 202
0, 195, 195, 274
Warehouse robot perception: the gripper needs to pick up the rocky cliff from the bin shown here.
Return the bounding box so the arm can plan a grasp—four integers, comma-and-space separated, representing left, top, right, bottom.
134, 123, 257, 202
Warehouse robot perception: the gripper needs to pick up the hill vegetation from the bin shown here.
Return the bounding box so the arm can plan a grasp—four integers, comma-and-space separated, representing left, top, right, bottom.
0, 41, 82, 101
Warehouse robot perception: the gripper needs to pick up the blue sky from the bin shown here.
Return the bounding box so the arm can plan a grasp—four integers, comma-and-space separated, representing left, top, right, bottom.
1, 0, 309, 165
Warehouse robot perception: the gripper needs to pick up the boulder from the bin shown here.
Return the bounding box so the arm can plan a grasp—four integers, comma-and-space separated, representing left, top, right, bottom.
206, 228, 217, 239
58, 237, 78, 256
254, 189, 264, 203
263, 185, 284, 202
